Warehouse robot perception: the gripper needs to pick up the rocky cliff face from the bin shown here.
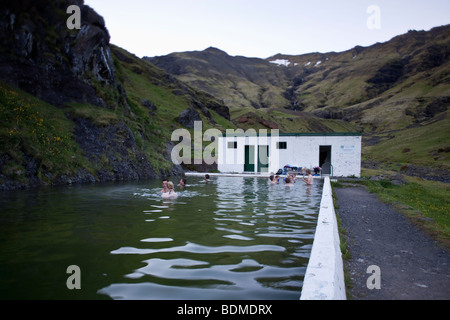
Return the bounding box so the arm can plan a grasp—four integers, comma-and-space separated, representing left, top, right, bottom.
0, 0, 188, 190
0, 0, 122, 108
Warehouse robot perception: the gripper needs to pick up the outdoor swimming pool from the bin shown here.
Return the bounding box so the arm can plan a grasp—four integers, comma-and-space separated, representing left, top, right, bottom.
0, 176, 323, 300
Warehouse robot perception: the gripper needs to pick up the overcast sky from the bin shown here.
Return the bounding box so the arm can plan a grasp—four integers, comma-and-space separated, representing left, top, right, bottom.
85, 0, 450, 59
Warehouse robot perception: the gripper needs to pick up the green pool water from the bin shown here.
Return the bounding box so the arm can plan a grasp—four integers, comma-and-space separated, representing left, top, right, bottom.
0, 176, 322, 300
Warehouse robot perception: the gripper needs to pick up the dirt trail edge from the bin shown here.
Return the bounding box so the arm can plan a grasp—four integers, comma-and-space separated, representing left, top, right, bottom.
334, 185, 450, 300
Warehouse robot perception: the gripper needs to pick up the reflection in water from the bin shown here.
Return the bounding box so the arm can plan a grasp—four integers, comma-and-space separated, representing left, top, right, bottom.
0, 177, 322, 300
100, 176, 322, 300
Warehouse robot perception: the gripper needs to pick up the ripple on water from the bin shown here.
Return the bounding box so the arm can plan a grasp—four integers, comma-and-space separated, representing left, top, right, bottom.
140, 238, 174, 243
99, 256, 306, 300
110, 242, 285, 255
101, 177, 323, 300
143, 210, 162, 213
223, 234, 254, 241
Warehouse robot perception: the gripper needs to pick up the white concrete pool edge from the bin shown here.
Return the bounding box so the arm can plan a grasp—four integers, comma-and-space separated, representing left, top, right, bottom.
184, 172, 323, 180
185, 172, 271, 178
300, 176, 347, 300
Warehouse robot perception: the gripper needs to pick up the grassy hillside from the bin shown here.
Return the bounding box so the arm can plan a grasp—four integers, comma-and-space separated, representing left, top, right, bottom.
0, 81, 91, 185
148, 48, 362, 133
147, 47, 290, 111
363, 110, 450, 173
111, 46, 237, 171
233, 108, 359, 133
0, 44, 237, 189
0, 1, 238, 189
360, 169, 450, 247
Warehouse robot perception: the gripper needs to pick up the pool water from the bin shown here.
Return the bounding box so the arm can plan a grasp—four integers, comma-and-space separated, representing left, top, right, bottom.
0, 176, 322, 300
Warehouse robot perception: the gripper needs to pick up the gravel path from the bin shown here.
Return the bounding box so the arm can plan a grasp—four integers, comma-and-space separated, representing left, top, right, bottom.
334, 185, 450, 300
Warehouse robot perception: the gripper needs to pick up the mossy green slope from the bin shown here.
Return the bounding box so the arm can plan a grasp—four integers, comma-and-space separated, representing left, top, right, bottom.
0, 44, 236, 189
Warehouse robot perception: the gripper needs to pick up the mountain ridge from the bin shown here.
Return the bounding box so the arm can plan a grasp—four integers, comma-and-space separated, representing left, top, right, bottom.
147, 24, 450, 117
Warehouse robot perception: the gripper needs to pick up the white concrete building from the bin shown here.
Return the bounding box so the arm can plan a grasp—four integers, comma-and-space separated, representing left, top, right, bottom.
217, 132, 362, 177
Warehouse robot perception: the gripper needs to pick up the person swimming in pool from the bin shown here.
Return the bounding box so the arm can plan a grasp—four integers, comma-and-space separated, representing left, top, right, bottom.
160, 178, 169, 193
275, 175, 281, 184
178, 178, 187, 188
291, 173, 297, 183
285, 177, 294, 187
162, 181, 178, 199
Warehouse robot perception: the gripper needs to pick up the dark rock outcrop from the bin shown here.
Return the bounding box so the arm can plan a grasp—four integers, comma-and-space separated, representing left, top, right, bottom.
0, 0, 121, 108
73, 118, 157, 181
177, 108, 202, 129
0, 1, 181, 190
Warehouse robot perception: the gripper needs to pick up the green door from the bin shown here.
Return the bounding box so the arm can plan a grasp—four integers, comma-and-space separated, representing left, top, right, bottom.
258, 145, 269, 173
244, 145, 255, 172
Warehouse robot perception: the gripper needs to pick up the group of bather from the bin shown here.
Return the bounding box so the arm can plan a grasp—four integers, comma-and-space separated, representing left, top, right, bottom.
160, 178, 185, 199
270, 169, 314, 186
160, 175, 210, 199
161, 169, 313, 199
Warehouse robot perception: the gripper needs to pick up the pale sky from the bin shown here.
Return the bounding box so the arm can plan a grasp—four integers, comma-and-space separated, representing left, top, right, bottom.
85, 0, 450, 58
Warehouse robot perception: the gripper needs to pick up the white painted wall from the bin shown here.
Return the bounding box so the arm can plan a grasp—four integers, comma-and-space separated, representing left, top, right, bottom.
218, 134, 362, 177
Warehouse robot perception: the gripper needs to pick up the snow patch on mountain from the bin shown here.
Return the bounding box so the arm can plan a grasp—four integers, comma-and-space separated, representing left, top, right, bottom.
269, 59, 291, 67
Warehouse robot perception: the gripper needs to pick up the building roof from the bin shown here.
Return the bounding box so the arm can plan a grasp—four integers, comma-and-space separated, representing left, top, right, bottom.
220, 131, 362, 137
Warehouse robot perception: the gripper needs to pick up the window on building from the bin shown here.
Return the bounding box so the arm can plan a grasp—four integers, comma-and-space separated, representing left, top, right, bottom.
228, 141, 238, 149
277, 142, 287, 149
